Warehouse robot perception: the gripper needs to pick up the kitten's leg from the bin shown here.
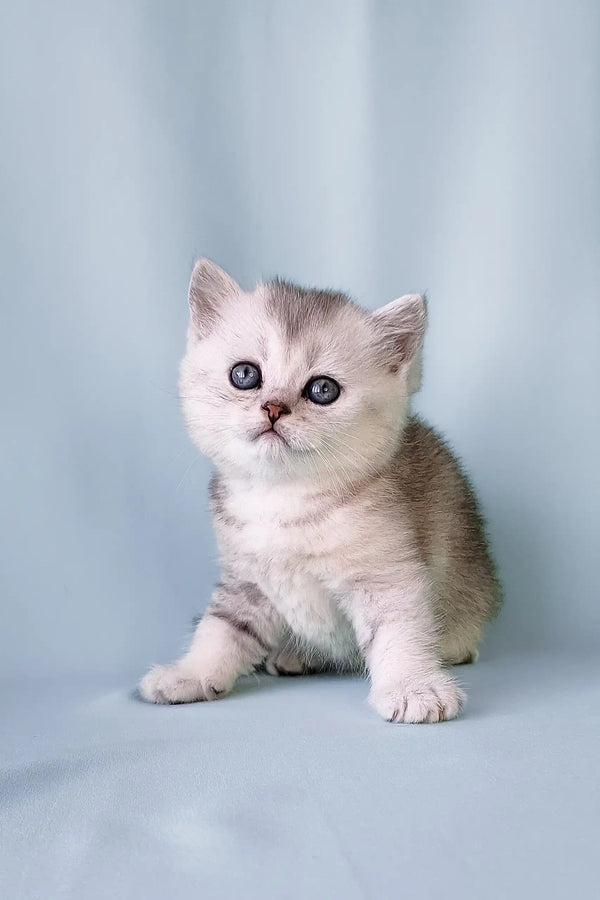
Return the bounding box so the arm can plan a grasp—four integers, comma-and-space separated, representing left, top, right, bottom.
266, 644, 306, 676
443, 648, 479, 666
140, 581, 284, 704
349, 575, 466, 724
265, 641, 323, 676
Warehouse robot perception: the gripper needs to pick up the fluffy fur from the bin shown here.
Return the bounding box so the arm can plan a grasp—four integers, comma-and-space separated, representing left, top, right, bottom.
140, 260, 501, 723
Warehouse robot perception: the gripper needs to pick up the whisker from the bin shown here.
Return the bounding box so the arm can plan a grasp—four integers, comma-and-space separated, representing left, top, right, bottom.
175, 453, 204, 492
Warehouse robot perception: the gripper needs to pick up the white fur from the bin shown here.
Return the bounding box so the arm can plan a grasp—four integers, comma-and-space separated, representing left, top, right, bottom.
140, 263, 500, 723
140, 616, 258, 703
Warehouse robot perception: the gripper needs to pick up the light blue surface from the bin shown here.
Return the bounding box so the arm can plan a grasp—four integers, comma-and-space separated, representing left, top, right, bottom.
1, 2, 599, 897
2, 653, 599, 899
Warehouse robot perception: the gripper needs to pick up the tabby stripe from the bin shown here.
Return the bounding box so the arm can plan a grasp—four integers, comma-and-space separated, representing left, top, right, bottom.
209, 610, 271, 652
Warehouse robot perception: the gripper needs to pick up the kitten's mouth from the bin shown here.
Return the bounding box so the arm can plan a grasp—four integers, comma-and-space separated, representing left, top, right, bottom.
251, 425, 289, 446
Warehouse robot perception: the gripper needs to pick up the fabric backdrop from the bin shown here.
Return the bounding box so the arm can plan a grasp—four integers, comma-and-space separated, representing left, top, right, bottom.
2, 5, 599, 900
1, 0, 598, 677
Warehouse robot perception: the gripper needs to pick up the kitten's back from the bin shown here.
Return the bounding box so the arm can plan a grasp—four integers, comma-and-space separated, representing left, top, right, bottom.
392, 417, 502, 661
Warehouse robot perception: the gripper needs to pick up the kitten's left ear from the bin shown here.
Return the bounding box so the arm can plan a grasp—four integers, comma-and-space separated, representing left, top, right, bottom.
372, 293, 427, 363
188, 259, 240, 337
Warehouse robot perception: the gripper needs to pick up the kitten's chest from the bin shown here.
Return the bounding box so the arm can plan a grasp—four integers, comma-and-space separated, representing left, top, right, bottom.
212, 478, 344, 570
212, 478, 354, 651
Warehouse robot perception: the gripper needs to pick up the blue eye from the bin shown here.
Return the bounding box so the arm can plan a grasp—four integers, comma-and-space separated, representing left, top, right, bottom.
230, 362, 261, 390
304, 376, 340, 405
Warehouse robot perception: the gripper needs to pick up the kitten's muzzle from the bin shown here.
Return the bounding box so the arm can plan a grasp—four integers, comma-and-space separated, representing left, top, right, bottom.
261, 401, 291, 425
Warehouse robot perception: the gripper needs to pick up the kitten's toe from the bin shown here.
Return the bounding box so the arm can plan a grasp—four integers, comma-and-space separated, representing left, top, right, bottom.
139, 664, 225, 704
369, 673, 466, 724
266, 647, 305, 676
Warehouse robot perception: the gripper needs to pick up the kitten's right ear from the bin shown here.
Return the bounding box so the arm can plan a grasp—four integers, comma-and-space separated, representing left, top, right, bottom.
372, 293, 427, 363
372, 293, 427, 392
188, 259, 240, 336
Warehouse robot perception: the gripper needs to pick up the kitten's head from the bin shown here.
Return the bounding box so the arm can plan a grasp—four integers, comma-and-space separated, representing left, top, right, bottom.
179, 260, 426, 482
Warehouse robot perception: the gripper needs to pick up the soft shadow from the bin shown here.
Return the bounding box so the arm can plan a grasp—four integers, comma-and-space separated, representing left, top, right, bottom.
456, 649, 599, 722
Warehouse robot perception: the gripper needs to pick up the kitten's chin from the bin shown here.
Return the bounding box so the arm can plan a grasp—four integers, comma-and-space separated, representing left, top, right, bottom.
250, 425, 288, 445
203, 429, 296, 476
231, 428, 319, 478
251, 429, 295, 461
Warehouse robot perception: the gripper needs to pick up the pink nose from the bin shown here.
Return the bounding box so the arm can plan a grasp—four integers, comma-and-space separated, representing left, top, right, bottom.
261, 401, 291, 424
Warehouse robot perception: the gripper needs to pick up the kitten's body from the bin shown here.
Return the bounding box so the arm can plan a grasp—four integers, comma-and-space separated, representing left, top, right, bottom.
141, 263, 501, 722
210, 417, 497, 669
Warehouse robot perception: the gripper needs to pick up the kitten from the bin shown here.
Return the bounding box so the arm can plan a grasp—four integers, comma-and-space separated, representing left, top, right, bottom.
140, 260, 501, 723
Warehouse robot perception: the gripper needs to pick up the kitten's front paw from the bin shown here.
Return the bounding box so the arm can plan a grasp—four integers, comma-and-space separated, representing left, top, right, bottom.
369, 672, 466, 724
139, 663, 231, 705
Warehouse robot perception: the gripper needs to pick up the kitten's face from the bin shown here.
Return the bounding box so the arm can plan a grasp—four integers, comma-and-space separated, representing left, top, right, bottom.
179, 261, 425, 481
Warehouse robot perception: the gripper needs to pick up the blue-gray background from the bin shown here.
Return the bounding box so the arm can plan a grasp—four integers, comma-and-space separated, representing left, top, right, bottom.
1, 0, 598, 675
2, 5, 600, 900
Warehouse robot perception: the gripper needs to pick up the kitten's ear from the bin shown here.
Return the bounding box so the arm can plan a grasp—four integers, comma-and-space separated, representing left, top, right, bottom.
372, 293, 427, 363
188, 259, 240, 336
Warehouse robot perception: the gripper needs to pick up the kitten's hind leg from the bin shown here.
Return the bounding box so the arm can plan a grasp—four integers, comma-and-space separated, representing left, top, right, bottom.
444, 648, 479, 666
266, 646, 305, 676
265, 641, 321, 676
140, 581, 285, 704
440, 626, 483, 666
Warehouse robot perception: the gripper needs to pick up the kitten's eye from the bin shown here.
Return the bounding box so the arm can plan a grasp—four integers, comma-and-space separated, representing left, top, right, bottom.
304, 376, 340, 405
230, 362, 261, 390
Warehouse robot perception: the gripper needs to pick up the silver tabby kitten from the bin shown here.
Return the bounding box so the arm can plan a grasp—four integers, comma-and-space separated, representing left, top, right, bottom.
140, 260, 501, 723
